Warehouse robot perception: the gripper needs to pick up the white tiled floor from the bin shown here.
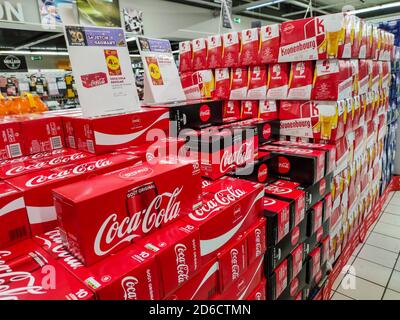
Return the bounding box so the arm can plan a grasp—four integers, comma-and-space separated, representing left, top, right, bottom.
332, 191, 400, 300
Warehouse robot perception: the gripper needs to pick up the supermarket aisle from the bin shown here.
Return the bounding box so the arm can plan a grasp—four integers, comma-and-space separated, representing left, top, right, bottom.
331, 191, 400, 300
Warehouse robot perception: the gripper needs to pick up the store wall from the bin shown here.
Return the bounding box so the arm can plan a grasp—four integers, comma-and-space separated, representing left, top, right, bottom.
0, 0, 273, 39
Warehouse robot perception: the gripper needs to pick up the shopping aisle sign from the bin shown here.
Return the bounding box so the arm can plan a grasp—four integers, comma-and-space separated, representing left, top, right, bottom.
137, 36, 186, 104
64, 25, 140, 117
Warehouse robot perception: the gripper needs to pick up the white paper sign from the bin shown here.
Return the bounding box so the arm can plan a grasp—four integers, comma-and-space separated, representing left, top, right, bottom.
137, 36, 186, 104
64, 25, 140, 117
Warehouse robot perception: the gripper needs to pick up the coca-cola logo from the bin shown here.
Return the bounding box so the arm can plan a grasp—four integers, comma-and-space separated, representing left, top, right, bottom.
257, 164, 268, 183
291, 227, 300, 246
94, 187, 183, 256
190, 186, 245, 221
119, 166, 153, 180
277, 156, 291, 174
201, 180, 211, 188
290, 277, 299, 297
284, 24, 295, 33
255, 292, 262, 300
122, 276, 139, 300
220, 142, 253, 173
265, 185, 293, 195
230, 249, 240, 280
262, 124, 272, 140
175, 244, 189, 284
319, 178, 326, 196
255, 229, 262, 257
25, 159, 112, 187
263, 198, 277, 206
199, 105, 211, 122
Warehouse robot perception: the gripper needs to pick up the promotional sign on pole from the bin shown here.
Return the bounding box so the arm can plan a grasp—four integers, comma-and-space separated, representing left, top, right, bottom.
222, 0, 233, 29
137, 36, 186, 104
64, 25, 140, 117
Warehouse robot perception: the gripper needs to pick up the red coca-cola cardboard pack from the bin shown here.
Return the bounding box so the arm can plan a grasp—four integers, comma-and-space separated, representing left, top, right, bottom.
239, 118, 280, 146
179, 41, 193, 73
287, 61, 313, 100
214, 68, 231, 100
247, 65, 267, 100
246, 278, 266, 300
0, 239, 94, 300
240, 28, 260, 66
7, 153, 142, 236
15, 114, 65, 155
264, 180, 306, 229
306, 246, 322, 287
307, 201, 323, 237
165, 259, 219, 300
245, 218, 267, 265
311, 59, 352, 101
222, 101, 241, 123
0, 117, 23, 159
278, 263, 307, 300
0, 181, 30, 248
304, 218, 330, 256
279, 100, 346, 141
271, 140, 336, 175
61, 111, 83, 149
231, 152, 272, 184
54, 159, 202, 266
260, 24, 280, 64
68, 107, 169, 155
267, 258, 288, 300
207, 35, 223, 69
261, 144, 325, 185
222, 32, 240, 68
267, 63, 289, 99
263, 196, 290, 246
218, 234, 248, 291
259, 100, 278, 120
136, 220, 200, 297
230, 67, 249, 100
214, 255, 264, 300
288, 243, 305, 282
184, 176, 264, 264
192, 38, 207, 71
0, 150, 93, 180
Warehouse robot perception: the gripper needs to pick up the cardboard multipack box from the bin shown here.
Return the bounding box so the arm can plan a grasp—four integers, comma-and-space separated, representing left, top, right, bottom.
222, 32, 240, 68
179, 41, 193, 73
207, 35, 223, 69
279, 100, 346, 142
241, 101, 259, 120
267, 258, 288, 300
247, 65, 267, 100
240, 28, 260, 66
287, 61, 314, 100
222, 100, 241, 123
0, 117, 24, 159
246, 278, 267, 300
278, 263, 307, 300
260, 24, 280, 64
230, 67, 249, 100
263, 196, 291, 247
192, 38, 207, 71
214, 68, 231, 100
230, 151, 273, 184
181, 70, 215, 100
259, 100, 278, 120
238, 118, 280, 146
267, 63, 289, 100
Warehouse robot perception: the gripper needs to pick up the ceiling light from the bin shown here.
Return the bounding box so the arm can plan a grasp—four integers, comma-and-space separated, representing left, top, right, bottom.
246, 0, 286, 11
0, 50, 69, 56
349, 1, 400, 14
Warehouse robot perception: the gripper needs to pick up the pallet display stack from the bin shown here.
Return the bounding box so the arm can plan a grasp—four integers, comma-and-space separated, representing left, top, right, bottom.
0, 12, 397, 301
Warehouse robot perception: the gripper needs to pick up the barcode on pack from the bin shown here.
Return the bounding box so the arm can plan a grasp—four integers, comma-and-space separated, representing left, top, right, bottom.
7, 143, 22, 158
51, 136, 63, 150
86, 140, 95, 154
68, 136, 76, 149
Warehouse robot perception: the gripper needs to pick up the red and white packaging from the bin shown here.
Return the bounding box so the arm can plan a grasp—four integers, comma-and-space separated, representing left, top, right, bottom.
259, 100, 278, 120
307, 246, 321, 284
7, 153, 142, 236
54, 159, 202, 266
240, 28, 260, 66
371, 61, 380, 92
61, 111, 82, 149
308, 201, 323, 236
229, 67, 249, 100
241, 101, 259, 120
358, 20, 367, 59
365, 23, 373, 59
192, 38, 207, 71
358, 59, 370, 95
181, 70, 215, 100
136, 220, 200, 297
215, 255, 264, 300
287, 61, 313, 100
267, 258, 288, 300
311, 59, 352, 101
260, 24, 280, 64
352, 16, 362, 58
222, 32, 240, 68
207, 35, 223, 69
245, 218, 267, 265
165, 259, 219, 300
214, 68, 231, 100
16, 114, 65, 155
382, 61, 391, 89
218, 234, 248, 291
0, 118, 23, 160
289, 243, 304, 281
68, 108, 169, 155
350, 59, 359, 96
184, 176, 264, 264
279, 100, 346, 141
338, 14, 354, 59
0, 150, 93, 180
246, 278, 266, 300
0, 181, 29, 248
263, 196, 290, 245
179, 41, 193, 73
222, 101, 241, 123
267, 63, 289, 99
0, 240, 93, 300
247, 65, 267, 100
